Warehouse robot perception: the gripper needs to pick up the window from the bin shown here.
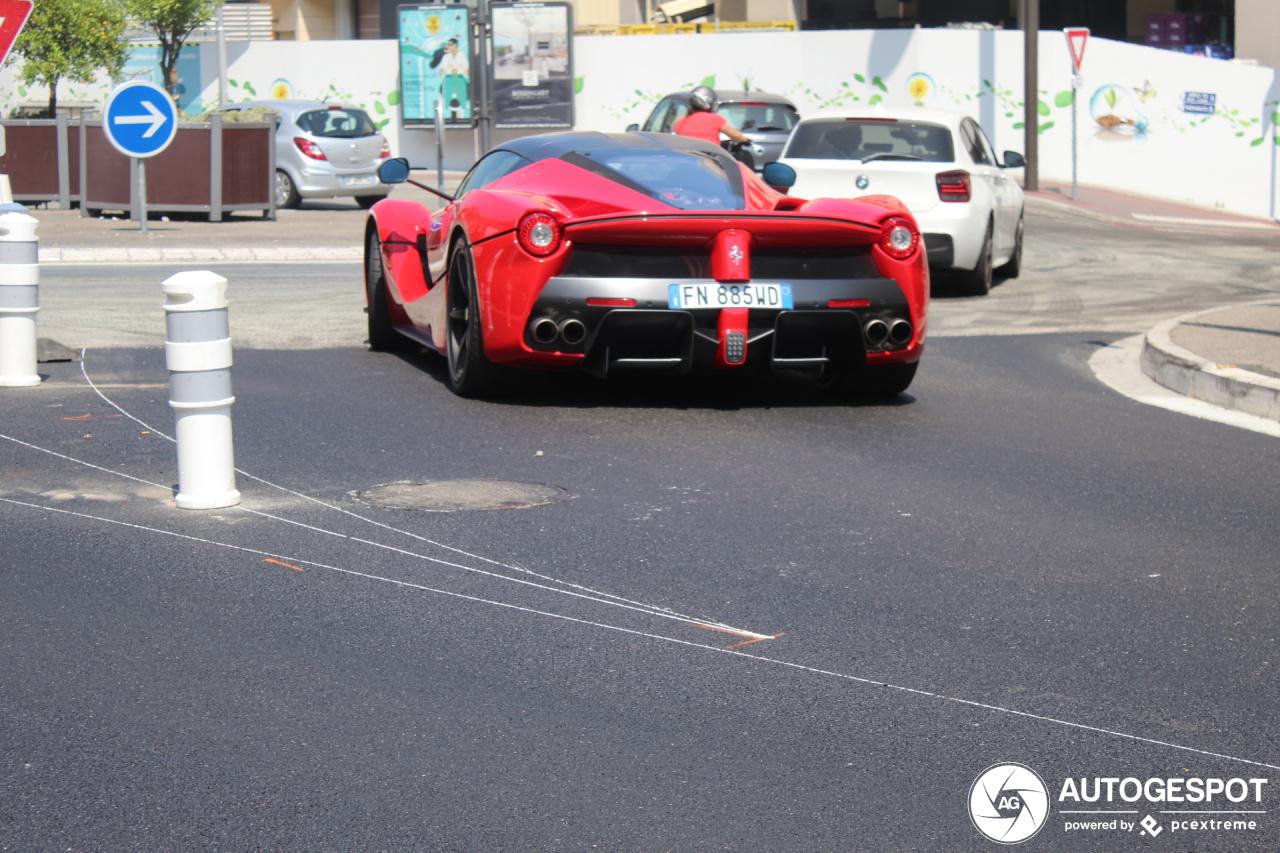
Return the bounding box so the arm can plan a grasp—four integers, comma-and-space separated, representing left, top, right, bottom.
960, 119, 992, 165
295, 108, 378, 138
661, 100, 691, 133
717, 102, 798, 133
561, 148, 745, 211
642, 99, 675, 133
784, 119, 955, 162
456, 150, 533, 196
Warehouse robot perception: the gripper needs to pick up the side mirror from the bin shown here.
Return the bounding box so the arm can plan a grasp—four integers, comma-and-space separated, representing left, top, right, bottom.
1002, 150, 1026, 169
377, 157, 411, 184
761, 161, 796, 189
625, 123, 640, 132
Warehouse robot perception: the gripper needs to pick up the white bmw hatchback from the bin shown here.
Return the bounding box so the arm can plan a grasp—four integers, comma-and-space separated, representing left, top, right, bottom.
778, 106, 1025, 295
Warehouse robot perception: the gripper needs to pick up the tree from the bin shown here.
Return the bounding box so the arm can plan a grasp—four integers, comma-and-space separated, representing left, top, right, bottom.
8, 0, 129, 116
124, 0, 223, 103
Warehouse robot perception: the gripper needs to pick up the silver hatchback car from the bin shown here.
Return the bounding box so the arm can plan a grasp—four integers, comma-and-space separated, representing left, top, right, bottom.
219, 100, 392, 209
628, 89, 800, 169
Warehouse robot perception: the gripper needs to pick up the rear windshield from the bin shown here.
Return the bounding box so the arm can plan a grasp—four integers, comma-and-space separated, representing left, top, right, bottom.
562, 148, 745, 211
295, 108, 378, 138
785, 119, 955, 162
717, 102, 798, 134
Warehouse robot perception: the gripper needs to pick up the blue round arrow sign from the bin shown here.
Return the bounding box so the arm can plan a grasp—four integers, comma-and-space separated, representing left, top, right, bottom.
103, 80, 178, 158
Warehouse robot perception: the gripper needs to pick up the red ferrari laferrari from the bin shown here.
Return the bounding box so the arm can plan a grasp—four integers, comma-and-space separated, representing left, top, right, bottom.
365, 131, 928, 397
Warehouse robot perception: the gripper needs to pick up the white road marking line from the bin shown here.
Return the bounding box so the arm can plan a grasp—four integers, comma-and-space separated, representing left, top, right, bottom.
3, 495, 1277, 774
1130, 212, 1279, 230
1088, 335, 1280, 438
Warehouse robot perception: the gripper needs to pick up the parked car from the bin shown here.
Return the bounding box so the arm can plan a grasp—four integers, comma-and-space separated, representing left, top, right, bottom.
217, 100, 392, 209
365, 131, 928, 398
627, 89, 800, 169
777, 106, 1025, 295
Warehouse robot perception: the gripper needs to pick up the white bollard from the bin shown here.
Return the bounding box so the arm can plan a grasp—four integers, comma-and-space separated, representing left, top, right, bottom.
163, 271, 241, 510
0, 203, 41, 387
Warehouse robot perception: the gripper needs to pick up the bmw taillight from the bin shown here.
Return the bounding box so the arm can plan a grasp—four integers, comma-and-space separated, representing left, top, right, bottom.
378, 138, 391, 159
293, 137, 327, 160
878, 216, 920, 260
517, 212, 562, 257
936, 169, 970, 202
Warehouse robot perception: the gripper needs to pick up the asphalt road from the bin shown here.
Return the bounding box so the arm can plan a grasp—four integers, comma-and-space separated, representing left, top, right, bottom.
3, 209, 1280, 851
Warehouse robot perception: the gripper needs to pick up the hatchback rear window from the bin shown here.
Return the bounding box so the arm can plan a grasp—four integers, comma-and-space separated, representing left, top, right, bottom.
717, 102, 798, 133
295, 108, 378, 138
785, 119, 955, 162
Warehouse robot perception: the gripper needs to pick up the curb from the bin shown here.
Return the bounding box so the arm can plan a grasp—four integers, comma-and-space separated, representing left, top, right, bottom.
39, 246, 362, 263
1140, 300, 1280, 422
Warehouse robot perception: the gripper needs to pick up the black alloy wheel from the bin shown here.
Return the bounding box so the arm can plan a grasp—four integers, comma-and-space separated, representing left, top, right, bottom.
956, 221, 994, 296
365, 226, 407, 351
996, 214, 1024, 279
446, 240, 501, 397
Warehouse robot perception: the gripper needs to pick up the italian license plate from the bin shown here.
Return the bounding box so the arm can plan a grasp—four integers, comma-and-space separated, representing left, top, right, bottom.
667, 283, 793, 310
341, 174, 378, 186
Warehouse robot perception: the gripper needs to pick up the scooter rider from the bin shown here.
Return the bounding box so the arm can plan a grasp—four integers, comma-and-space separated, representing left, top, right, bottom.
674, 86, 751, 147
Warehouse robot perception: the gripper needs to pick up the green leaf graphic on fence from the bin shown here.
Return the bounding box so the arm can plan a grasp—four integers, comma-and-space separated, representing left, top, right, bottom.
1054, 91, 1073, 107
574, 76, 584, 94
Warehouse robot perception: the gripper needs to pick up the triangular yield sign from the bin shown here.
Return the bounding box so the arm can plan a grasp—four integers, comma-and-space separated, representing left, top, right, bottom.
0, 0, 34, 67
1065, 27, 1090, 73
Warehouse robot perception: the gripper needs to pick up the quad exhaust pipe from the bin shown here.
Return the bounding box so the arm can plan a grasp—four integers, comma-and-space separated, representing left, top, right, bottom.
529, 315, 587, 347
863, 317, 913, 349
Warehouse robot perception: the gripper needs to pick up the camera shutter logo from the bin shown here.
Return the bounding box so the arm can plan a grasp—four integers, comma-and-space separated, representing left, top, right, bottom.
969, 763, 1050, 844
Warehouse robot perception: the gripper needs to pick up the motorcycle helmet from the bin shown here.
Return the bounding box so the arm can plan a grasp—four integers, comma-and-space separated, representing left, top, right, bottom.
688, 85, 717, 112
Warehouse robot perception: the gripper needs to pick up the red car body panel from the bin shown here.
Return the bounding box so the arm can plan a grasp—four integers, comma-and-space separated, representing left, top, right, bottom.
366, 132, 929, 383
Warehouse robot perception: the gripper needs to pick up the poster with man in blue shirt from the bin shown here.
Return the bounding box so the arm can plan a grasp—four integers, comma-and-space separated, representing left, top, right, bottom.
399, 6, 472, 125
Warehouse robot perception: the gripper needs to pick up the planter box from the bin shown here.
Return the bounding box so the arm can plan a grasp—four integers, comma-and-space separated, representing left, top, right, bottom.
80, 114, 275, 221
0, 116, 81, 207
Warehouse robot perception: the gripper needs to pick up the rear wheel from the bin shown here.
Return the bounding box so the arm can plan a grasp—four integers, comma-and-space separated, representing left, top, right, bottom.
995, 214, 1023, 279
849, 361, 918, 398
955, 222, 993, 296
446, 240, 502, 397
366, 226, 407, 352
275, 170, 300, 209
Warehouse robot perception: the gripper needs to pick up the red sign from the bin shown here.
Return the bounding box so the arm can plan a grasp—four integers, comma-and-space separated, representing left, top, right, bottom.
0, 0, 33, 68
1064, 27, 1090, 74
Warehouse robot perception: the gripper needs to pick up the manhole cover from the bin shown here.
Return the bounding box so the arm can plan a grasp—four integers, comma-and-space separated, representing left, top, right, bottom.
356, 479, 572, 512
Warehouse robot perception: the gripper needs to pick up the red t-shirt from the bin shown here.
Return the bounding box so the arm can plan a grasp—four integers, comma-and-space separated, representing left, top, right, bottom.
674, 111, 726, 144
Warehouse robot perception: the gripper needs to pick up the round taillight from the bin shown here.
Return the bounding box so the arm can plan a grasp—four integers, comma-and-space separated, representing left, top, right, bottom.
878, 216, 919, 260
517, 212, 562, 257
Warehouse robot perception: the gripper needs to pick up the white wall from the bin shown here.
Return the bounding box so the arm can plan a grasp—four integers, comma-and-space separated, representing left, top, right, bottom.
4, 29, 1278, 219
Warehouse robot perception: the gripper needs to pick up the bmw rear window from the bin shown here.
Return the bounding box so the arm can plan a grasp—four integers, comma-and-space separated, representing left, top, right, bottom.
295, 108, 378, 138
717, 102, 798, 133
785, 119, 955, 162
561, 148, 745, 211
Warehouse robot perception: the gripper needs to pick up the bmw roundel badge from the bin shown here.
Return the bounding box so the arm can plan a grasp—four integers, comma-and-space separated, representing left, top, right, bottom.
856, 174, 870, 190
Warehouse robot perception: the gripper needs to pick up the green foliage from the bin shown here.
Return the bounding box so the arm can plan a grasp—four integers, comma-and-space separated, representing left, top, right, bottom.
387, 90, 401, 105
1037, 99, 1050, 116
123, 0, 222, 99
573, 76, 583, 95
1054, 91, 1073, 108
1104, 87, 1118, 109
700, 74, 715, 88
9, 0, 128, 114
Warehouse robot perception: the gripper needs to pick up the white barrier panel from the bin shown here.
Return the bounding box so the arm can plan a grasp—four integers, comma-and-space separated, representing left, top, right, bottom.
163, 270, 241, 510
0, 204, 41, 387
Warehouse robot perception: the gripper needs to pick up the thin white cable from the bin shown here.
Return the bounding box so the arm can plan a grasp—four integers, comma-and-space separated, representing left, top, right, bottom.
76, 353, 725, 628
4, 494, 1277, 774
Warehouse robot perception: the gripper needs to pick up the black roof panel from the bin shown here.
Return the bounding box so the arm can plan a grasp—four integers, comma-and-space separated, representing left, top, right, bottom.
501, 131, 725, 164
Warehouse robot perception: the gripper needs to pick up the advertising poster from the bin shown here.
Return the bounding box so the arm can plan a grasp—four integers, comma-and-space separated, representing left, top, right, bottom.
119, 45, 202, 115
399, 5, 473, 126
491, 2, 573, 129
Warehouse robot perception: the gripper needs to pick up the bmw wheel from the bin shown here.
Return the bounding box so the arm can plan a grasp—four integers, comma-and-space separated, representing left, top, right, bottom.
275, 169, 301, 209
996, 214, 1024, 279
446, 240, 501, 397
956, 222, 993, 296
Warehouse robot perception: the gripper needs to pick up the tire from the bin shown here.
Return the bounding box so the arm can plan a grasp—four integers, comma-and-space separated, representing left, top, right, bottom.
849, 361, 918, 398
446, 239, 502, 397
365, 225, 408, 352
995, 214, 1023, 279
955, 222, 993, 296
356, 194, 388, 210
275, 169, 300, 209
